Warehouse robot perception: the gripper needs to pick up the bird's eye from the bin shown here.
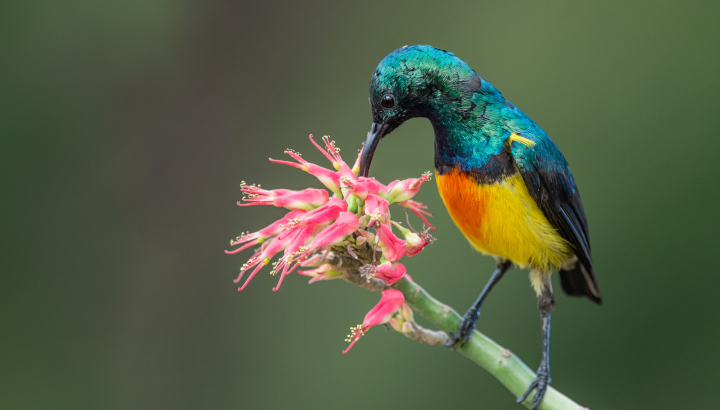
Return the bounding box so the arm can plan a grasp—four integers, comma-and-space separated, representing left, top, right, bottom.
381, 94, 395, 109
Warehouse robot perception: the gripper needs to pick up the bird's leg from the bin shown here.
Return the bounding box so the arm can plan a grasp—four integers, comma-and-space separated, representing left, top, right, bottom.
445, 259, 512, 349
518, 279, 554, 410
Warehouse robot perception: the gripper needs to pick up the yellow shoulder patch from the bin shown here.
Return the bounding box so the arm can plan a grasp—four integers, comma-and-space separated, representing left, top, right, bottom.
509, 133, 536, 147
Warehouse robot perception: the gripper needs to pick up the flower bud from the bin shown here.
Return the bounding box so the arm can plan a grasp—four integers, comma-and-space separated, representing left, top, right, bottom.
401, 321, 414, 335
391, 221, 435, 256
384, 172, 432, 204
401, 304, 414, 322
388, 318, 403, 332
351, 143, 364, 175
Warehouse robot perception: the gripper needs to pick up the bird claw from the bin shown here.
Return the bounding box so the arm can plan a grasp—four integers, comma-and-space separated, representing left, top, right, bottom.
444, 308, 479, 350
517, 365, 551, 410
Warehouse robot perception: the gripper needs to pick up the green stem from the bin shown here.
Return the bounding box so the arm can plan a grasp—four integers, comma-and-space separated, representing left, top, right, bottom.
392, 276, 586, 410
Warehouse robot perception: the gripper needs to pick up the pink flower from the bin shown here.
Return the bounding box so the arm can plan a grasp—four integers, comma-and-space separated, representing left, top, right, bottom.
225, 209, 307, 254
297, 197, 347, 226
271, 224, 323, 291
374, 223, 406, 262
397, 199, 435, 231
343, 289, 405, 353
309, 212, 360, 249
309, 135, 356, 180
276, 198, 347, 241
269, 147, 342, 196
384, 172, 432, 204
234, 219, 323, 292
391, 221, 436, 257
341, 176, 380, 200
238, 184, 328, 211
283, 211, 360, 279
235, 234, 295, 291
360, 261, 407, 285
363, 194, 389, 225
298, 263, 344, 283
232, 199, 349, 293
404, 233, 433, 256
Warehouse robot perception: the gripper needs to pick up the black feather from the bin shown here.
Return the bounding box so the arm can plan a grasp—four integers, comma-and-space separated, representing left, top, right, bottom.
510, 138, 601, 303
560, 264, 601, 304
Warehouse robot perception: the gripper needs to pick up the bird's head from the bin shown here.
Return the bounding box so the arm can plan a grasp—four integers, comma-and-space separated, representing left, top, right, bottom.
359, 45, 481, 177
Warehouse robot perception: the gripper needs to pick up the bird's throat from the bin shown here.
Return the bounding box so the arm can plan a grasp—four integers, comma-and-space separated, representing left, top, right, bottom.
431, 106, 506, 177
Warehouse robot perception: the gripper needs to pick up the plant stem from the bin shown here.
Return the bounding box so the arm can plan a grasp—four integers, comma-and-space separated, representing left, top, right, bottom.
334, 246, 586, 409
392, 276, 586, 410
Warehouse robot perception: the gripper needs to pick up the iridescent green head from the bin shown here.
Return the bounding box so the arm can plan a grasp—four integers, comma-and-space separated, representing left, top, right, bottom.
360, 45, 486, 176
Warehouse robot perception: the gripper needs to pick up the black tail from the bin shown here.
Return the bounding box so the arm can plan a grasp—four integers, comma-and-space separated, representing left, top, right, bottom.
559, 263, 601, 305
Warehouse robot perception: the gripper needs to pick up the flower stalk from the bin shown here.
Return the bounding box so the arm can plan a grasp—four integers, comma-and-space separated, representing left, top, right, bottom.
335, 259, 586, 410
393, 275, 585, 410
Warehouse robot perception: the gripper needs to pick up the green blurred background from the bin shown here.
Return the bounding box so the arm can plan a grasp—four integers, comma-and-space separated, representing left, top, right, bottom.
2, 1, 719, 409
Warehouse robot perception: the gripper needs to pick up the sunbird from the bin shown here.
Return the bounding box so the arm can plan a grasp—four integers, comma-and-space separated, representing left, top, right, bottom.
359, 45, 600, 409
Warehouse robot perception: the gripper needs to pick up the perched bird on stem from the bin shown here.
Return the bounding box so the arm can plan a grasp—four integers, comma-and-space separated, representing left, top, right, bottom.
359, 45, 600, 409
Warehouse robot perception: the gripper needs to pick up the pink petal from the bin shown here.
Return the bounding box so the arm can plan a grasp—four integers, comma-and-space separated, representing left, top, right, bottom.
363, 289, 405, 327
343, 177, 380, 200
364, 194, 390, 224
270, 150, 342, 195
373, 262, 407, 285
273, 189, 328, 210
237, 262, 267, 291
375, 223, 406, 262
342, 290, 404, 354
310, 212, 359, 249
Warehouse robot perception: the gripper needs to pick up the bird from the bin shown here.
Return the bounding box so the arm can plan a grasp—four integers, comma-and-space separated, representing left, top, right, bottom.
358, 45, 600, 409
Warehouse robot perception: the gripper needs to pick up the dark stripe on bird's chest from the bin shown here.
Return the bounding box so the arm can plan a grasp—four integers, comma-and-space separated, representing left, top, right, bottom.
435, 148, 517, 184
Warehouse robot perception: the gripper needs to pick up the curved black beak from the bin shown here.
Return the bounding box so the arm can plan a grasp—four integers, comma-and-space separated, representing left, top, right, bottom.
359, 122, 390, 177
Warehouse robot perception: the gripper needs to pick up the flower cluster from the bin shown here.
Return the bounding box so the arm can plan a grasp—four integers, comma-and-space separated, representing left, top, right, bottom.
227, 135, 436, 352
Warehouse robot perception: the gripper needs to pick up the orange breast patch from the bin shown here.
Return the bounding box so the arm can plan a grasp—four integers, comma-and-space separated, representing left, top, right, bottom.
435, 169, 571, 271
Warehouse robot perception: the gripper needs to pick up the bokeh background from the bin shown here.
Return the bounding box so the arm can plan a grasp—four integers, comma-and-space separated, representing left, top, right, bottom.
2, 1, 719, 409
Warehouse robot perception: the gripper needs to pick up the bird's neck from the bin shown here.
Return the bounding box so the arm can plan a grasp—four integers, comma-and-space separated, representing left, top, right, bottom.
425, 81, 507, 172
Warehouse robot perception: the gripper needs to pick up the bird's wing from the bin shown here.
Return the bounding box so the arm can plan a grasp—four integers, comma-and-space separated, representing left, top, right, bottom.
508, 133, 601, 303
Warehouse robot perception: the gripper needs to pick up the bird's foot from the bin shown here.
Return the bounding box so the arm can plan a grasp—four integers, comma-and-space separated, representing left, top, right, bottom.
444, 308, 479, 350
517, 364, 551, 410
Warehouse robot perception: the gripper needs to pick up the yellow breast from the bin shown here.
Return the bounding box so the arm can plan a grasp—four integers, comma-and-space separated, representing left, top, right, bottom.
435, 168, 571, 271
